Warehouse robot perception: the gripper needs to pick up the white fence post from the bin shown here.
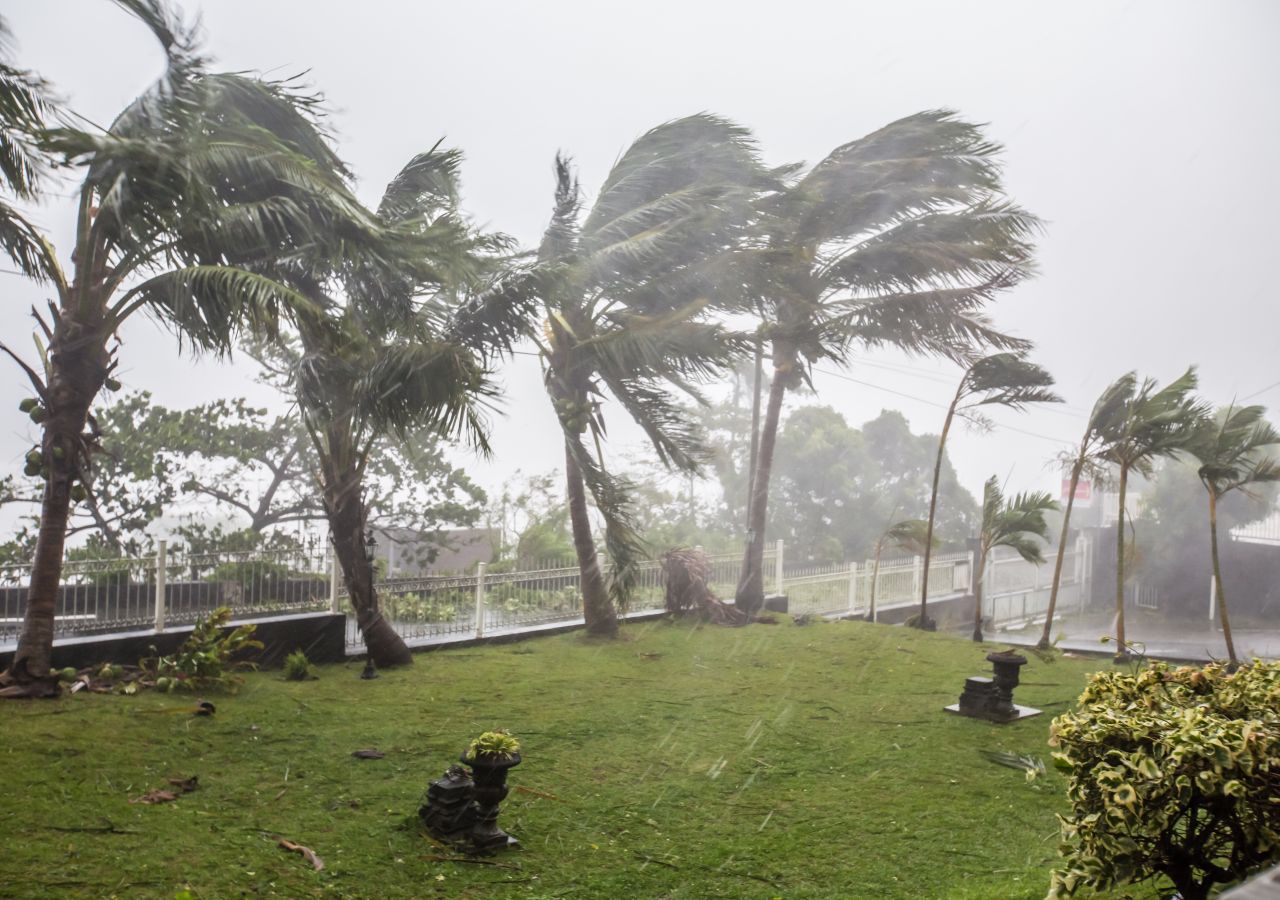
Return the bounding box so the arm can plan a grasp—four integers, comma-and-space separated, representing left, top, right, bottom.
153, 539, 167, 632
1209, 574, 1216, 624
912, 554, 923, 601
846, 562, 858, 615
774, 539, 784, 596
329, 544, 341, 614
474, 561, 487, 638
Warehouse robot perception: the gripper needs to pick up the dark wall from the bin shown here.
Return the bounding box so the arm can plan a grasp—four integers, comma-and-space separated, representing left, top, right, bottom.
0, 612, 347, 672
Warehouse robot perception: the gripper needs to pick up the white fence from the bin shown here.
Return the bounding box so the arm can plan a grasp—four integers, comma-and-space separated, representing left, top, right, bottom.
980, 535, 1088, 627
349, 546, 779, 650
0, 541, 332, 648
782, 551, 973, 619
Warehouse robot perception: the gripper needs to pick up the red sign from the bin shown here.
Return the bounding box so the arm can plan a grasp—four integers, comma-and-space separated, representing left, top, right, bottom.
1062, 479, 1092, 502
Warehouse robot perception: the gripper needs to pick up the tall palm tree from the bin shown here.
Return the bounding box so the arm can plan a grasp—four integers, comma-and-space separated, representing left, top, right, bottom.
1035, 373, 1135, 650
527, 116, 766, 637
735, 110, 1040, 615
259, 145, 524, 667
916, 352, 1060, 628
971, 476, 1057, 642
0, 0, 394, 695
1096, 368, 1205, 663
1188, 403, 1280, 667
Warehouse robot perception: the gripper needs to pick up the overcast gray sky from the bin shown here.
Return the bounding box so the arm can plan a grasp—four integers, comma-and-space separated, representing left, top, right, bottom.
3, 0, 1278, 528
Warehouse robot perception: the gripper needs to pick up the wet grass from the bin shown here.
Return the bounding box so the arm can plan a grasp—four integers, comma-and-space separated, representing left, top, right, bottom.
0, 617, 1150, 899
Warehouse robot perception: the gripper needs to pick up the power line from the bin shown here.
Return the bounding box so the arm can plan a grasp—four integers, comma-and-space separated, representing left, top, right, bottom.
1243, 378, 1280, 401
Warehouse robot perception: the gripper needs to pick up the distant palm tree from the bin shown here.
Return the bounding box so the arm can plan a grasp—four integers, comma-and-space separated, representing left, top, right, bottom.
735, 110, 1039, 615
971, 476, 1057, 643
1097, 368, 1205, 662
867, 518, 933, 622
527, 116, 766, 637
1035, 373, 1135, 650
1, 1, 380, 694
916, 352, 1060, 628
1188, 403, 1280, 667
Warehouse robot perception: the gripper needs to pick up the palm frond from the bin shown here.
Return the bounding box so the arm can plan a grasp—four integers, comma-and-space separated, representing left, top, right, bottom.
376, 141, 462, 225
563, 430, 647, 609
962, 352, 1062, 410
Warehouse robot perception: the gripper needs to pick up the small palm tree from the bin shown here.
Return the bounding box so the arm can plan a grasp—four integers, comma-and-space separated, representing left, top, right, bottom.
1096, 368, 1206, 662
917, 352, 1060, 628
735, 110, 1039, 615
1035, 373, 1135, 650
867, 518, 934, 623
1, 1, 376, 694
971, 476, 1057, 643
527, 116, 766, 637
1188, 403, 1280, 667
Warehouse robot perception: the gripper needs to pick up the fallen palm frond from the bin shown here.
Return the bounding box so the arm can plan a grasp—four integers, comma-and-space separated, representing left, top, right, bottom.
978, 748, 1045, 781
660, 547, 747, 625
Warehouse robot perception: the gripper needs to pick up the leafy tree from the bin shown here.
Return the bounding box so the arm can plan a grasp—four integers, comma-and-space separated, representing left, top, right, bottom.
1187, 403, 1280, 667
971, 475, 1056, 642
1, 1, 378, 694
736, 110, 1039, 614
527, 116, 765, 637
917, 352, 1060, 628
1049, 661, 1280, 899
1097, 368, 1205, 662
1037, 374, 1135, 649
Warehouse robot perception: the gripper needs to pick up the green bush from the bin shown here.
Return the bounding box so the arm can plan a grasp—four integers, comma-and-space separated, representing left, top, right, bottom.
1048, 660, 1280, 899
141, 607, 263, 692
282, 649, 314, 681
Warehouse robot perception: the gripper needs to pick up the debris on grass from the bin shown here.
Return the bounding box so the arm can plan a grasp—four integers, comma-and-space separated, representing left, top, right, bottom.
278, 837, 324, 871
352, 748, 386, 759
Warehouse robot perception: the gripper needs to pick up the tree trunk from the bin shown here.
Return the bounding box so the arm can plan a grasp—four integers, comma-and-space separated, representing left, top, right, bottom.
1207, 491, 1238, 668
2, 308, 108, 696
917, 396, 958, 628
735, 357, 788, 615
972, 546, 988, 642
1038, 458, 1082, 650
868, 545, 883, 623
1113, 464, 1130, 663
321, 460, 412, 668
564, 440, 617, 637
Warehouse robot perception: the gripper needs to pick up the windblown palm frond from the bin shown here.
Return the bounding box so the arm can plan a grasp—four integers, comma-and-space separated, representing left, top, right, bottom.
1190, 402, 1280, 499
980, 476, 1057, 564
962, 352, 1062, 410
1099, 367, 1207, 474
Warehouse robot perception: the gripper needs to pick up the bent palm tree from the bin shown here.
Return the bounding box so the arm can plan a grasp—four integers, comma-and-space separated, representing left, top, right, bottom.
1035, 373, 1135, 650
1096, 368, 1205, 662
736, 110, 1040, 615
971, 476, 1057, 642
917, 352, 1060, 627
0, 0, 390, 694
1188, 403, 1280, 667
527, 116, 765, 636
256, 145, 523, 667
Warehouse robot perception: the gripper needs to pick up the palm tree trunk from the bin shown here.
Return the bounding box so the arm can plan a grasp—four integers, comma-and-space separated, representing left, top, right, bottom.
735, 361, 787, 615
918, 394, 959, 627
1113, 464, 1130, 663
1207, 491, 1237, 668
321, 458, 412, 668
2, 308, 108, 695
868, 544, 883, 623
564, 440, 617, 637
1038, 458, 1082, 650
972, 546, 987, 642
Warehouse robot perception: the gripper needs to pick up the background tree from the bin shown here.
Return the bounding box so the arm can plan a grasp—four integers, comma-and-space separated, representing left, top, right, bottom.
1187, 402, 1280, 667
1036, 373, 1134, 649
1097, 368, 1205, 662
0, 1, 382, 694
867, 517, 934, 622
916, 352, 1060, 628
527, 116, 765, 637
736, 110, 1039, 614
971, 476, 1056, 642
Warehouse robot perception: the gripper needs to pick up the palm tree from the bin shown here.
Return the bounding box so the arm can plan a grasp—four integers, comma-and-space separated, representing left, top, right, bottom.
0, 1, 392, 695
246, 142, 524, 667
916, 352, 1060, 628
0, 13, 54, 274
1096, 368, 1205, 662
735, 110, 1040, 615
971, 476, 1057, 642
527, 116, 766, 637
1035, 373, 1135, 650
867, 518, 933, 623
1188, 403, 1280, 667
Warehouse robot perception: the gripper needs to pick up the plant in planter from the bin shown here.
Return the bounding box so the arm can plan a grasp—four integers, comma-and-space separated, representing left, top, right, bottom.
420, 730, 523, 854
465, 730, 521, 761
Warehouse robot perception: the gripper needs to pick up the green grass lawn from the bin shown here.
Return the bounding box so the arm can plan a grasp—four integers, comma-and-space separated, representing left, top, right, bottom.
0, 617, 1151, 899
